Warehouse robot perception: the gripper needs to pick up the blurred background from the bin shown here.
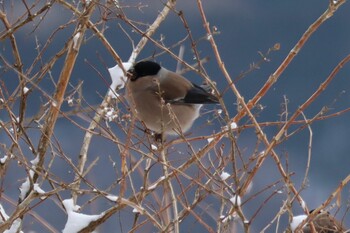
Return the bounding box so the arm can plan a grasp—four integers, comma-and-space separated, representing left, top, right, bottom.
1, 0, 350, 232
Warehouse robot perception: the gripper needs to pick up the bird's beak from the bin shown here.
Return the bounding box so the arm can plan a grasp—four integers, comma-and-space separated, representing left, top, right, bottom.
127, 68, 137, 81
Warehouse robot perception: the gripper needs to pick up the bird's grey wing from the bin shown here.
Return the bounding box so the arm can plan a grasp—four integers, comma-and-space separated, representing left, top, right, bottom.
158, 71, 218, 104
180, 83, 219, 104
158, 72, 192, 102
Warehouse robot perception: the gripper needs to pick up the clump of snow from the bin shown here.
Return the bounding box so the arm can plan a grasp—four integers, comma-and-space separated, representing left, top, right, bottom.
258, 150, 265, 156
222, 121, 237, 132
230, 195, 241, 207
19, 155, 41, 201
62, 199, 102, 233
229, 122, 238, 130
73, 32, 81, 50
151, 144, 158, 150
148, 176, 165, 191
220, 212, 240, 223
19, 169, 35, 201
220, 215, 230, 223
63, 199, 80, 212
33, 183, 46, 197
229, 122, 237, 129
108, 63, 133, 98
106, 195, 119, 202
207, 137, 214, 143
0, 155, 8, 164
23, 86, 29, 94
132, 208, 140, 213
0, 203, 9, 222
19, 177, 31, 201
144, 158, 152, 171
1, 206, 23, 233
67, 98, 73, 106
30, 155, 39, 166
104, 107, 118, 122
4, 218, 23, 233
290, 214, 307, 232
220, 171, 230, 181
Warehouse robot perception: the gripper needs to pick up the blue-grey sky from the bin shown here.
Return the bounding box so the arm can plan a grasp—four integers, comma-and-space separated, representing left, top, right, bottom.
1, 1, 350, 232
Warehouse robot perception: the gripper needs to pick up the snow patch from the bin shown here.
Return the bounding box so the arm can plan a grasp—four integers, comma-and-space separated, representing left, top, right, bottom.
290, 214, 307, 232
4, 219, 23, 233
0, 155, 8, 164
222, 121, 237, 131
106, 195, 119, 202
105, 107, 117, 122
207, 137, 214, 143
30, 155, 40, 166
73, 32, 81, 50
33, 183, 46, 196
23, 86, 29, 94
132, 208, 140, 213
230, 195, 241, 207
0, 203, 9, 221
108, 63, 133, 98
19, 176, 32, 201
148, 176, 165, 191
62, 199, 101, 233
220, 171, 230, 181
151, 144, 158, 150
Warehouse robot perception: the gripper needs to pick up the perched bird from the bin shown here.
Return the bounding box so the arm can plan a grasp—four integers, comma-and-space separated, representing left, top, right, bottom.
290, 210, 346, 233
125, 61, 219, 139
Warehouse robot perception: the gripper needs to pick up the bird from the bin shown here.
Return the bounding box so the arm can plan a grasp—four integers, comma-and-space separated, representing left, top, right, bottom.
125, 60, 219, 140
290, 210, 346, 233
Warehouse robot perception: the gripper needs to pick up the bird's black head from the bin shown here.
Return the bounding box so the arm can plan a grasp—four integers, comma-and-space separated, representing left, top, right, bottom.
128, 61, 161, 81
